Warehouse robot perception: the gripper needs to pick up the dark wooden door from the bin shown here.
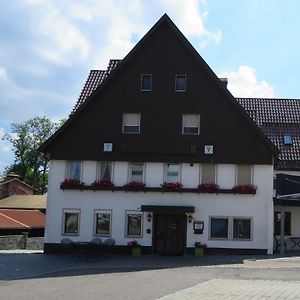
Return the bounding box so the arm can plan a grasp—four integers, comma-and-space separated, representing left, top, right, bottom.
154, 214, 186, 255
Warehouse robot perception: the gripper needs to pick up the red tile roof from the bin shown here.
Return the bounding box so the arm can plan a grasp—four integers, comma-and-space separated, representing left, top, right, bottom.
0, 209, 45, 229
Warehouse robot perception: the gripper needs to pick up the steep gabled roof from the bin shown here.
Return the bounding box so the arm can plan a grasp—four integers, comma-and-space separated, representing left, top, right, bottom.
40, 14, 277, 157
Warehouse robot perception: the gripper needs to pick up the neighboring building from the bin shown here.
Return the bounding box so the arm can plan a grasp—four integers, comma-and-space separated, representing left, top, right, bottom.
41, 14, 278, 255
0, 173, 36, 200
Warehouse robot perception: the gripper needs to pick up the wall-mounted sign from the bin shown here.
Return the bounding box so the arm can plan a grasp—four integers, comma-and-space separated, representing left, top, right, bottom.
193, 221, 204, 234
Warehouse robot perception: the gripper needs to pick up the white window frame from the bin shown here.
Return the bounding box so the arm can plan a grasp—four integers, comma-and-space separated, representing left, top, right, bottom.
66, 161, 82, 181
232, 217, 252, 241
175, 74, 187, 92
140, 74, 152, 91
94, 209, 112, 237
200, 164, 217, 184
62, 208, 80, 236
125, 210, 143, 238
182, 114, 200, 135
164, 163, 181, 183
209, 216, 230, 240
235, 165, 253, 185
122, 113, 141, 134
128, 162, 145, 183
97, 161, 114, 181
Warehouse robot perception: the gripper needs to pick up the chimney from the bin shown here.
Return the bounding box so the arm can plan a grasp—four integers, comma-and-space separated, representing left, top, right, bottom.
220, 78, 228, 88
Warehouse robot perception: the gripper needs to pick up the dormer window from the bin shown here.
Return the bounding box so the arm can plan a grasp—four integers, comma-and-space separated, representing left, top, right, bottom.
141, 74, 152, 91
122, 113, 141, 134
175, 74, 187, 92
283, 133, 293, 145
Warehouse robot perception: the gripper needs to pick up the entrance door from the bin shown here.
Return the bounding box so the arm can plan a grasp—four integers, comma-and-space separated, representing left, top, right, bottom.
154, 214, 186, 255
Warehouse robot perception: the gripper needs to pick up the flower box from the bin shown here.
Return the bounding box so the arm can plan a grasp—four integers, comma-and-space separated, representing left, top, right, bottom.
161, 182, 183, 192
91, 179, 114, 190
198, 183, 219, 193
123, 181, 146, 191
232, 184, 257, 194
60, 179, 84, 190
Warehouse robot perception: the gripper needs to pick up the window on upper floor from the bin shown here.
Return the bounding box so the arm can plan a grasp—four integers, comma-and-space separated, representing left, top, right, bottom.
182, 114, 200, 135
126, 211, 143, 237
236, 165, 252, 185
141, 74, 152, 91
165, 163, 181, 183
129, 163, 144, 183
175, 74, 187, 92
63, 209, 80, 235
122, 113, 141, 134
201, 164, 216, 184
283, 133, 293, 145
98, 162, 113, 181
67, 161, 81, 181
94, 210, 112, 236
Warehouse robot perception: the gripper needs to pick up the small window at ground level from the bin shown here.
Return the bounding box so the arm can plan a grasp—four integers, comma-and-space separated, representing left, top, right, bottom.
233, 218, 251, 239
141, 74, 152, 91
67, 161, 81, 181
129, 163, 144, 182
63, 210, 80, 235
165, 163, 180, 183
122, 113, 141, 134
283, 133, 293, 145
94, 210, 111, 236
274, 211, 291, 235
201, 164, 216, 184
175, 74, 187, 91
210, 217, 229, 239
182, 114, 200, 135
126, 212, 142, 237
237, 165, 252, 185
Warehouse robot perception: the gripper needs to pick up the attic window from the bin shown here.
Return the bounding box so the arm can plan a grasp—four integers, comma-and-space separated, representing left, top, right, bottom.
175, 74, 186, 92
283, 133, 293, 145
122, 113, 141, 134
141, 74, 152, 91
182, 114, 200, 135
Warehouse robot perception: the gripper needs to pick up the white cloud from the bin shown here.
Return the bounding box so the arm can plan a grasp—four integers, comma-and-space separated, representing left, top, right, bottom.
161, 0, 222, 46
70, 4, 93, 21
0, 67, 8, 81
218, 66, 275, 98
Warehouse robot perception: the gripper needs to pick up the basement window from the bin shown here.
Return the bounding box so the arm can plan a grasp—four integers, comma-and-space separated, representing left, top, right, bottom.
283, 133, 293, 145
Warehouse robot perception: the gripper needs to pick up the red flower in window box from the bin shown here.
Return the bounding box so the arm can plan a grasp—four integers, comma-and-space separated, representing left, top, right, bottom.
198, 183, 219, 193
91, 179, 114, 187
123, 181, 145, 190
161, 182, 183, 192
60, 179, 84, 189
232, 184, 257, 194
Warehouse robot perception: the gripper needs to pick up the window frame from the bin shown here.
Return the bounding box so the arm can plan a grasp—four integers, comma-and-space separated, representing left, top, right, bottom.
236, 165, 253, 185
128, 162, 145, 183
66, 161, 82, 181
209, 216, 230, 240
175, 74, 187, 92
94, 209, 112, 237
232, 217, 252, 240
182, 114, 200, 135
164, 163, 181, 183
122, 113, 141, 134
125, 210, 143, 238
97, 161, 113, 182
140, 74, 152, 91
62, 208, 80, 236
200, 164, 217, 184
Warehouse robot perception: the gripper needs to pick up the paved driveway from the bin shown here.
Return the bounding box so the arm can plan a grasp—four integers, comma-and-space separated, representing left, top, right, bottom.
0, 251, 300, 299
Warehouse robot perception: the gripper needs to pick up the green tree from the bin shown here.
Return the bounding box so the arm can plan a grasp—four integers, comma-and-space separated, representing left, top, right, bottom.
3, 116, 63, 194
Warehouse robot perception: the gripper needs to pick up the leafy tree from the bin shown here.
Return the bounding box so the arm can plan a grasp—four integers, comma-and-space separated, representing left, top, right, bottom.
3, 116, 64, 194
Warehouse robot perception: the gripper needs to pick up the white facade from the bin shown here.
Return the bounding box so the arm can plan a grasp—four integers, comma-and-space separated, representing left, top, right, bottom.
45, 160, 274, 254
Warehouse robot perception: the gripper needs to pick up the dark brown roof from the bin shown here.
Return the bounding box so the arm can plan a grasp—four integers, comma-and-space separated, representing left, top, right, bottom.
237, 98, 300, 169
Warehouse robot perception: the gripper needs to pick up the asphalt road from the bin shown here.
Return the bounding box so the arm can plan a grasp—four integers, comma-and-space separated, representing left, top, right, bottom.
0, 252, 300, 300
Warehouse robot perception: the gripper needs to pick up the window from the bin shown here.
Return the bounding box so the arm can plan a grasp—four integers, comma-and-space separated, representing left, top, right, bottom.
94, 210, 111, 236
122, 113, 141, 134
283, 133, 293, 145
67, 161, 81, 181
126, 211, 142, 237
165, 163, 180, 183
182, 114, 200, 134
98, 162, 113, 181
129, 163, 144, 182
201, 164, 216, 184
237, 165, 252, 185
141, 74, 152, 91
175, 74, 186, 91
233, 218, 251, 239
63, 209, 80, 235
210, 217, 229, 239
274, 211, 291, 235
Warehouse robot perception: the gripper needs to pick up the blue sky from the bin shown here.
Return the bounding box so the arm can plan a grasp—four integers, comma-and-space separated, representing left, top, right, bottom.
1, 0, 300, 173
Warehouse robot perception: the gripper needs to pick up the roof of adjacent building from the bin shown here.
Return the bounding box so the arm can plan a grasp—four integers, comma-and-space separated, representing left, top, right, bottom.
0, 209, 45, 229
237, 98, 300, 169
0, 195, 46, 210
0, 177, 37, 191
